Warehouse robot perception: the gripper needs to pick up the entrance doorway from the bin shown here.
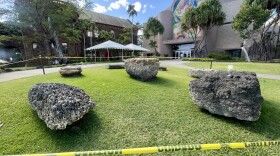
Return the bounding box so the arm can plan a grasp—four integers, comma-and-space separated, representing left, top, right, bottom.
173, 43, 194, 59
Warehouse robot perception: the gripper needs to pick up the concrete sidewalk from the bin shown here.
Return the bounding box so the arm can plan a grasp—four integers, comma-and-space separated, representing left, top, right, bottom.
160, 60, 280, 80
0, 63, 122, 83
1, 60, 280, 82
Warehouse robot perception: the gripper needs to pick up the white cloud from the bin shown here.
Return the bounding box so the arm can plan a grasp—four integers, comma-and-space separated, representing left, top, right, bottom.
77, 0, 86, 8
0, 15, 8, 22
108, 2, 120, 10
133, 2, 141, 12
142, 4, 147, 13
104, 0, 109, 2
150, 4, 155, 9
65, 0, 86, 8
92, 3, 107, 13
108, 0, 128, 11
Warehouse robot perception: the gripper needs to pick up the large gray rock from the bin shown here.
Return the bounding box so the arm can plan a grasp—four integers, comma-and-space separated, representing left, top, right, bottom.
28, 83, 95, 130
189, 70, 263, 121
59, 66, 82, 76
125, 58, 159, 81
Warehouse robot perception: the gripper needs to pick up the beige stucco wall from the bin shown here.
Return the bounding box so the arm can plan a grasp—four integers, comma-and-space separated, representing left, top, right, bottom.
214, 24, 243, 51
157, 8, 173, 56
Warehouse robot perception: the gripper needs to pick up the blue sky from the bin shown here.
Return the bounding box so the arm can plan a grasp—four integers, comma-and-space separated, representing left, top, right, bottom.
83, 0, 174, 24
0, 0, 174, 24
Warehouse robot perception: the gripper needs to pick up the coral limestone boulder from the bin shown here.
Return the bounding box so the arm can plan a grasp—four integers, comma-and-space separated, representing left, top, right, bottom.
28, 83, 95, 130
189, 70, 263, 121
125, 58, 159, 81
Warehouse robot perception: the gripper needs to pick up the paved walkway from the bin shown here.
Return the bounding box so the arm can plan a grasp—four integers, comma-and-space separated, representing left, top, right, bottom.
0, 60, 280, 82
161, 60, 280, 80
0, 63, 122, 83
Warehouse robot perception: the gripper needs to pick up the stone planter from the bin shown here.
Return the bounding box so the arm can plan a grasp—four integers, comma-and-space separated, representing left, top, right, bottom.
125, 58, 159, 81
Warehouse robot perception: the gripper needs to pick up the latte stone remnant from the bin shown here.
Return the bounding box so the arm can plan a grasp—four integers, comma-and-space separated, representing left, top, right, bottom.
59, 66, 82, 76
189, 70, 263, 121
28, 83, 95, 130
125, 58, 159, 81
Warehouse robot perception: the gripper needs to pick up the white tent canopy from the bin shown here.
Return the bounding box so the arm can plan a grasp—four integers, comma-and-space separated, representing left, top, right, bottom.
85, 40, 128, 51
85, 40, 129, 60
125, 43, 150, 52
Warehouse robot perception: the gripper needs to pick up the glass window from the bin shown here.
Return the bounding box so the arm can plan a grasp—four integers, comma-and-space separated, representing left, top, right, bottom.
62, 43, 68, 55
32, 42, 38, 49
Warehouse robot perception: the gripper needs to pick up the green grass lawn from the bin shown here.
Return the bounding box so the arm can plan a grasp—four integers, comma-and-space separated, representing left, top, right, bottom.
0, 67, 280, 155
185, 61, 280, 75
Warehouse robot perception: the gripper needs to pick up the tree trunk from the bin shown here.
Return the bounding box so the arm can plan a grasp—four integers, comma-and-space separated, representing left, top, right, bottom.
131, 16, 134, 44
249, 38, 274, 61
131, 16, 134, 56
196, 33, 207, 57
53, 31, 63, 58
48, 17, 63, 59
275, 26, 280, 57
153, 35, 158, 56
83, 33, 86, 62
20, 27, 27, 65
43, 35, 51, 56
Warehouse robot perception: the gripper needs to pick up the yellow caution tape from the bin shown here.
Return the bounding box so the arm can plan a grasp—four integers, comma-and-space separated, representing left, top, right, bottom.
7, 141, 280, 156
0, 58, 39, 67
0, 56, 177, 67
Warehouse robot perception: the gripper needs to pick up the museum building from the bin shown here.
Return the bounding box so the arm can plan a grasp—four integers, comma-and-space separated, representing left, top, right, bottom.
144, 0, 244, 58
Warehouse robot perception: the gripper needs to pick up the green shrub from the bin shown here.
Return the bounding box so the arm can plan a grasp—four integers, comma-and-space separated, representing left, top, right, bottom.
146, 56, 173, 60
207, 52, 232, 60
233, 57, 246, 61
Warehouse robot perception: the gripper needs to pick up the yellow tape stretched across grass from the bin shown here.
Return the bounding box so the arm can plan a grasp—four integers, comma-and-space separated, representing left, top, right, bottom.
9, 141, 280, 156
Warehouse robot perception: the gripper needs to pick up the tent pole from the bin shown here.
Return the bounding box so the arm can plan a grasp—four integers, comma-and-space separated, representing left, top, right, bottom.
94, 49, 96, 63
91, 50, 93, 62
122, 49, 123, 61
107, 48, 110, 61
132, 49, 134, 58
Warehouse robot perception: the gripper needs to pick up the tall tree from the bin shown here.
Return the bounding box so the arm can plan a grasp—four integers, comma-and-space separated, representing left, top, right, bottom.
143, 17, 164, 56
232, 0, 279, 61
118, 27, 132, 45
0, 0, 85, 60
134, 22, 143, 46
96, 30, 115, 44
181, 0, 226, 57
0, 22, 21, 41
127, 4, 137, 44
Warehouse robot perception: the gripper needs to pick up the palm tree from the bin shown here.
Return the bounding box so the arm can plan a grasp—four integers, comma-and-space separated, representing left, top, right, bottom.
76, 19, 93, 62
144, 17, 164, 56
127, 4, 137, 44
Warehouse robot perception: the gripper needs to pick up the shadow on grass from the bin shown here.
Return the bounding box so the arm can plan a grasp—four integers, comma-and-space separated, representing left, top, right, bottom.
34, 111, 101, 151
129, 76, 178, 88
60, 74, 86, 79
200, 99, 280, 139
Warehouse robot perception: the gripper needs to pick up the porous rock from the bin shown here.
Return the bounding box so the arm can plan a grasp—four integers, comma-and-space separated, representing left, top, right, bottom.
189, 68, 215, 78
59, 66, 82, 76
28, 83, 95, 130
125, 58, 159, 81
189, 70, 263, 121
